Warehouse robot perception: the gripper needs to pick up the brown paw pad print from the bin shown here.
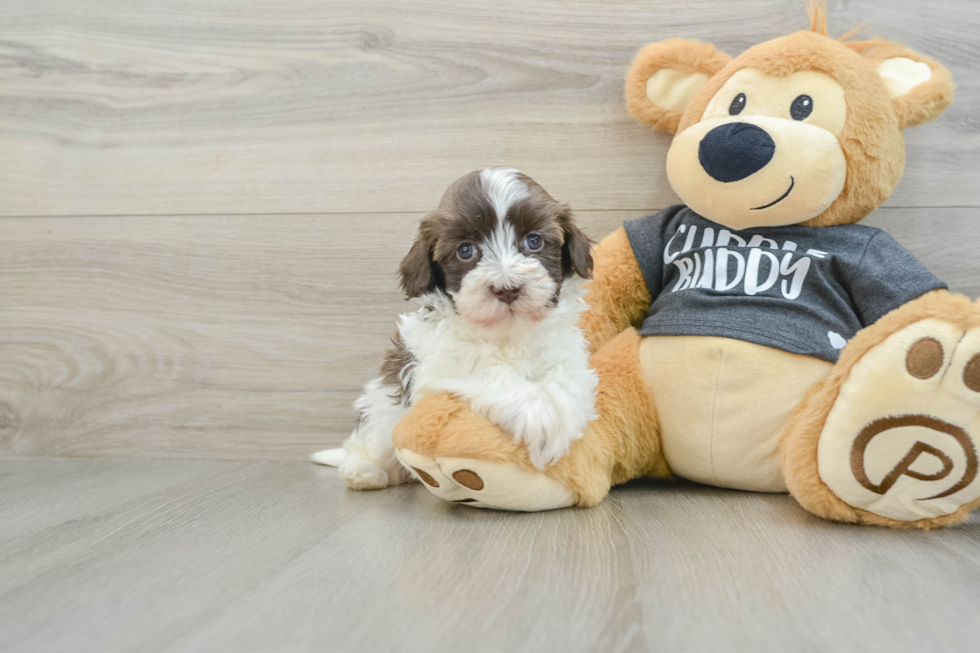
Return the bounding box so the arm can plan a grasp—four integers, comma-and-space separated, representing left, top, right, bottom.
906, 337, 944, 379
413, 468, 439, 487
452, 469, 484, 491
964, 353, 980, 392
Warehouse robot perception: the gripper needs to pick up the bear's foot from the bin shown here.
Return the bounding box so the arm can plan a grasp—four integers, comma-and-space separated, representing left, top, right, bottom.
784, 293, 980, 528
390, 393, 616, 512
397, 449, 576, 511
783, 293, 980, 528
817, 317, 980, 523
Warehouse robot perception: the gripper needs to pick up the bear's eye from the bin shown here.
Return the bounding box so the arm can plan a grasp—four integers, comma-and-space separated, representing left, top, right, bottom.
790, 94, 813, 120
729, 93, 746, 116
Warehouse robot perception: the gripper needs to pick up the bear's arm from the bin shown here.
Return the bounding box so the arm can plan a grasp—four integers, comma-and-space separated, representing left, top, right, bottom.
579, 227, 653, 353
848, 230, 947, 327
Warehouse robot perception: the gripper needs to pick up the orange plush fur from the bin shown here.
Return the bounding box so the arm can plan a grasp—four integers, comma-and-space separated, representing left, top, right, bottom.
577, 227, 651, 353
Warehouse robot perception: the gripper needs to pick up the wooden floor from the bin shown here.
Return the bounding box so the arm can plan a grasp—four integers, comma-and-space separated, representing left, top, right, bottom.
2, 1, 980, 650
1, 458, 977, 653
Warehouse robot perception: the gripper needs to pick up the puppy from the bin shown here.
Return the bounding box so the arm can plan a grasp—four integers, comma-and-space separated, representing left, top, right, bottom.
312, 168, 598, 489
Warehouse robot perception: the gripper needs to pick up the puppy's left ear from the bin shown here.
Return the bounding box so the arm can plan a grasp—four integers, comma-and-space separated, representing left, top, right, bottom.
862, 43, 955, 129
558, 206, 594, 280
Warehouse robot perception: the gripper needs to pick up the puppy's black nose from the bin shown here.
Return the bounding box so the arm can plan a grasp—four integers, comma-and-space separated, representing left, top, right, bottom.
698, 122, 775, 182
493, 286, 521, 304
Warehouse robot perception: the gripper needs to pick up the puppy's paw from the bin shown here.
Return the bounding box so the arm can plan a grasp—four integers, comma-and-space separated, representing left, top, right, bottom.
509, 398, 575, 470
338, 455, 389, 490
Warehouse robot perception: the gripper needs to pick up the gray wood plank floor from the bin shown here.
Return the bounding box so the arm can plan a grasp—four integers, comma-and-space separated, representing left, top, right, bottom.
0, 458, 977, 653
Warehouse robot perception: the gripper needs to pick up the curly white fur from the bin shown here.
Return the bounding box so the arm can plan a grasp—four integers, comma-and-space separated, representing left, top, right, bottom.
404, 281, 597, 469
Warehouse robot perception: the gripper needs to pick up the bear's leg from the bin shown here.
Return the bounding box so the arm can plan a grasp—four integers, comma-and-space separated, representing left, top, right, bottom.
781, 291, 980, 529
392, 328, 668, 511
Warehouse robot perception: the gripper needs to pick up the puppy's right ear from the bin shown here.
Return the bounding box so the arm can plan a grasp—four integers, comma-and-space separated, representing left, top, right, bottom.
625, 39, 731, 134
398, 214, 442, 299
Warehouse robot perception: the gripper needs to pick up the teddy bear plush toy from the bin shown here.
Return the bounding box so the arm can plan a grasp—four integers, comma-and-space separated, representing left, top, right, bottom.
391, 4, 980, 529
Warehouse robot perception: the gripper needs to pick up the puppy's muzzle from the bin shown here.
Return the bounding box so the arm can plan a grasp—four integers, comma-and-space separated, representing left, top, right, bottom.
493, 285, 522, 305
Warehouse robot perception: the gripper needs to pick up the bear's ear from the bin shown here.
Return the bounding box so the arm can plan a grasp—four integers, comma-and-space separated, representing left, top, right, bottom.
625, 39, 731, 134
862, 43, 955, 129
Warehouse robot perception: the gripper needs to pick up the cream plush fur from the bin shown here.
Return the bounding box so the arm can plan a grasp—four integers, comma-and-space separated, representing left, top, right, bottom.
640, 336, 832, 493
391, 3, 980, 528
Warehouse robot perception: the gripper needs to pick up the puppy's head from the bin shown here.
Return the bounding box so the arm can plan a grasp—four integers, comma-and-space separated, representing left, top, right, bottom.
399, 168, 592, 328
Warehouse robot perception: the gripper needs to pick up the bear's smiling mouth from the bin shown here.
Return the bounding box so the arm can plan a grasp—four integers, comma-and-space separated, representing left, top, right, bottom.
750, 176, 795, 210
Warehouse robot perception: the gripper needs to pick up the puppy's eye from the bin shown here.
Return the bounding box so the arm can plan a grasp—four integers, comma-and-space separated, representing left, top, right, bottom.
790, 94, 813, 121
456, 243, 477, 261
729, 93, 746, 116
523, 233, 543, 252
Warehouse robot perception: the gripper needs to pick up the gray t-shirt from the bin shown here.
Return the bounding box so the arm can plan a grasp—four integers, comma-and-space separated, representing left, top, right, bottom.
623, 206, 946, 363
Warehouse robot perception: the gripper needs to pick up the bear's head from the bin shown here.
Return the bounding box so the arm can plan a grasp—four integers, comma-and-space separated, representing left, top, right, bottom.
625, 3, 954, 229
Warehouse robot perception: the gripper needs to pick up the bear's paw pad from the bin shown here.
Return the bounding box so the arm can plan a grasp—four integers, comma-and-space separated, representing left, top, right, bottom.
396, 449, 576, 512
818, 318, 980, 521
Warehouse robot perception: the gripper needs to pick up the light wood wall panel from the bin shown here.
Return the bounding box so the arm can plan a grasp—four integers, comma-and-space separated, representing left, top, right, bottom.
1, 0, 979, 461
1, 0, 979, 216
1, 208, 976, 461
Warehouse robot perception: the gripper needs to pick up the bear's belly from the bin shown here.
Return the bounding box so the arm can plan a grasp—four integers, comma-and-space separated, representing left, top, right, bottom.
639, 335, 833, 492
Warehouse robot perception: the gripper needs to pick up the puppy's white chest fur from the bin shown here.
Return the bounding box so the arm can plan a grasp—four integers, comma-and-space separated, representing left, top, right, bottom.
399, 282, 598, 468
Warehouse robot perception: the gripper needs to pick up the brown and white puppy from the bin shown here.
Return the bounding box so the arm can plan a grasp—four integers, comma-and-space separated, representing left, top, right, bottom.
312, 168, 598, 491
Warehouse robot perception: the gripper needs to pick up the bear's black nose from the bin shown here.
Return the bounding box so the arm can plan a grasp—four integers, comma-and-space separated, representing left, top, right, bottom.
698, 122, 775, 182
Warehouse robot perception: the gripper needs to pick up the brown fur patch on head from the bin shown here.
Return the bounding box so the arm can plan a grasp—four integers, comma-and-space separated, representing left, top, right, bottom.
426, 172, 495, 294
512, 173, 594, 280
500, 194, 565, 287
407, 170, 593, 302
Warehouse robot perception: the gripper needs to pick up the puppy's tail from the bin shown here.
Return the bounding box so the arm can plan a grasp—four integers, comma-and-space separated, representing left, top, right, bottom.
310, 448, 347, 467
